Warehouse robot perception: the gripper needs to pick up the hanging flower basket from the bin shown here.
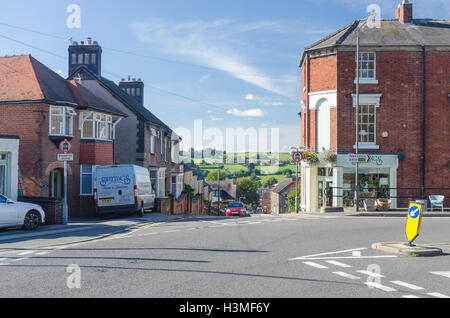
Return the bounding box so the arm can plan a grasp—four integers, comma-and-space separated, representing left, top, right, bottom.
303, 149, 320, 166
318, 149, 338, 165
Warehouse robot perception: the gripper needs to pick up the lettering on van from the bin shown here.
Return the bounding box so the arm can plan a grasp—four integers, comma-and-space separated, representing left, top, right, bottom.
99, 175, 132, 187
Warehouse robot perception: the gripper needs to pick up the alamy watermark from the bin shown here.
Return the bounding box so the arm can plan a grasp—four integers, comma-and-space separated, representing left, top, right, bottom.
66, 264, 81, 289
67, 4, 81, 29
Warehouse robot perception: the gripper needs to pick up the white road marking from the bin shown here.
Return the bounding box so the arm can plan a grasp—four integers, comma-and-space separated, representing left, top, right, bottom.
247, 222, 262, 225
427, 292, 450, 299
162, 230, 180, 234
35, 251, 50, 256
390, 281, 424, 291
332, 272, 360, 280
302, 262, 328, 269
0, 258, 7, 262
352, 251, 362, 257
290, 255, 397, 261
403, 295, 420, 298
290, 248, 367, 260
357, 270, 385, 278
430, 272, 450, 279
18, 251, 35, 256
365, 282, 397, 292
12, 257, 30, 262
326, 260, 352, 268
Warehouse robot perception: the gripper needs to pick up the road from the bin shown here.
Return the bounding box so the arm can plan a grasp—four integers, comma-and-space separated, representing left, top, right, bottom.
0, 214, 449, 298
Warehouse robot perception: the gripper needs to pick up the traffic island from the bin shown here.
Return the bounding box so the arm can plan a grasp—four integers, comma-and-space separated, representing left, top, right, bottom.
372, 242, 443, 257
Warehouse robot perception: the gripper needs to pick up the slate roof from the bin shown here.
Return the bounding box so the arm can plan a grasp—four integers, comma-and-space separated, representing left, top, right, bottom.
68, 65, 169, 130
271, 178, 294, 194
300, 19, 450, 65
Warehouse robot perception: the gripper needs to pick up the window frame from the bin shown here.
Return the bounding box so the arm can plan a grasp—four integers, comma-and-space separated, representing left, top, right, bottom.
49, 106, 75, 137
80, 111, 114, 141
355, 51, 378, 84
352, 94, 381, 149
80, 165, 95, 196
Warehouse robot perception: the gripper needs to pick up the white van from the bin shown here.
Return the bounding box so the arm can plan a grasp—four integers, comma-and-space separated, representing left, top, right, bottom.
94, 165, 155, 218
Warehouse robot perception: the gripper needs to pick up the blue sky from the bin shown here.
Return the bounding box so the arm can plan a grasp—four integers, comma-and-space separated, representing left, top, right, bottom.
0, 0, 449, 152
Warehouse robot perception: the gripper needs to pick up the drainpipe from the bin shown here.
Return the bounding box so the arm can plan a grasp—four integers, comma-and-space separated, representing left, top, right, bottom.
421, 45, 426, 200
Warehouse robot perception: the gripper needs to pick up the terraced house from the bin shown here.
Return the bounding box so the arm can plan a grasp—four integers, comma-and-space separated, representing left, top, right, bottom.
0, 54, 126, 218
67, 39, 184, 201
299, 1, 450, 212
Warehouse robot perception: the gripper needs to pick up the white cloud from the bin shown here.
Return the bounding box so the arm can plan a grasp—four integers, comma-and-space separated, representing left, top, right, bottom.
245, 94, 255, 101
209, 115, 223, 121
131, 19, 308, 97
227, 108, 265, 117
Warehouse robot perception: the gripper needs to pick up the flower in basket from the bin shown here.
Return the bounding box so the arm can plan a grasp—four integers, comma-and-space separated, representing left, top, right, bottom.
303, 149, 320, 165
318, 148, 338, 165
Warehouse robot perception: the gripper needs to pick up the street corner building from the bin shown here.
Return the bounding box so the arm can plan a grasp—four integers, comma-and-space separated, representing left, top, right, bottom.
298, 1, 450, 212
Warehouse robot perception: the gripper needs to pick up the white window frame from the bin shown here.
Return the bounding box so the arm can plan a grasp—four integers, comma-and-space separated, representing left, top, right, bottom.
80, 165, 95, 196
352, 94, 382, 150
150, 128, 157, 154
80, 111, 114, 141
49, 106, 76, 137
354, 52, 378, 84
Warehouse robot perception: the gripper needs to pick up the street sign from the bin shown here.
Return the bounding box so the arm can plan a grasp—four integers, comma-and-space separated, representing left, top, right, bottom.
292, 152, 303, 163
57, 153, 74, 161
59, 139, 72, 153
349, 154, 369, 164
406, 202, 424, 245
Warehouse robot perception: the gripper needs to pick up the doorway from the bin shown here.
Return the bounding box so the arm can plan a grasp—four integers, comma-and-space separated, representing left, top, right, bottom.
50, 168, 64, 199
317, 168, 333, 209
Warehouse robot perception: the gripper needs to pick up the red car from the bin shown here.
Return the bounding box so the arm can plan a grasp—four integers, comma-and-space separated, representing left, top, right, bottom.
225, 202, 248, 217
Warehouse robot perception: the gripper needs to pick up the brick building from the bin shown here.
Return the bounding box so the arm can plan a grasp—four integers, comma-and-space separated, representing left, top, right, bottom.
299, 1, 450, 211
67, 40, 184, 201
0, 54, 126, 218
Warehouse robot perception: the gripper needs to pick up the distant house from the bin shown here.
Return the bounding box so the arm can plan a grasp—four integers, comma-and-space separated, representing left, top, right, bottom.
204, 180, 237, 209
260, 188, 272, 214
270, 178, 296, 214
67, 39, 184, 200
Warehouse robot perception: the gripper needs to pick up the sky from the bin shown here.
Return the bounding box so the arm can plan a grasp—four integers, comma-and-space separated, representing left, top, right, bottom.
0, 0, 449, 153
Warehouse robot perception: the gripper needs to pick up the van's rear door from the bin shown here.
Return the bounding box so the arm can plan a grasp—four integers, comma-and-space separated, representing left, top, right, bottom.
96, 166, 135, 208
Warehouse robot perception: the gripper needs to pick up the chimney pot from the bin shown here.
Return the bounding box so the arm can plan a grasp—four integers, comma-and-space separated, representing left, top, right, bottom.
396, 0, 413, 24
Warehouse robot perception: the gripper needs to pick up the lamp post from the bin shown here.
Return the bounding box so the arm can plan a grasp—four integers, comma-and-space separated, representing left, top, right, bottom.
291, 146, 305, 214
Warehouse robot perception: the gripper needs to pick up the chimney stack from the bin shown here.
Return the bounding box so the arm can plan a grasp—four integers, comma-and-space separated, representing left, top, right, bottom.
68, 38, 102, 76
119, 76, 144, 107
396, 0, 413, 24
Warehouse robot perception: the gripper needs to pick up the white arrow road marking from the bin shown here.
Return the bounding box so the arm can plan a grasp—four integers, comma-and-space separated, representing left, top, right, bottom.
430, 272, 450, 279
289, 247, 397, 261
332, 272, 360, 280
427, 292, 450, 299
302, 262, 328, 269
326, 260, 352, 268
390, 281, 424, 291
365, 282, 397, 292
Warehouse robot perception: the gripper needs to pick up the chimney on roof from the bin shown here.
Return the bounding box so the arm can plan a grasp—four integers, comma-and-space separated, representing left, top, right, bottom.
119, 76, 144, 107
68, 38, 102, 76
396, 0, 413, 24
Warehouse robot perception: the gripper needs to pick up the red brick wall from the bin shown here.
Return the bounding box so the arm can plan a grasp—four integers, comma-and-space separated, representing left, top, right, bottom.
0, 103, 81, 217
80, 140, 114, 166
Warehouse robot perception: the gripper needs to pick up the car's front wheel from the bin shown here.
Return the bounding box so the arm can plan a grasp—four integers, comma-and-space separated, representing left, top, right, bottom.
23, 211, 41, 231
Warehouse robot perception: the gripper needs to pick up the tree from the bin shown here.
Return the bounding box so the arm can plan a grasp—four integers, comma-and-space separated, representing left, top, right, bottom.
282, 169, 293, 177
206, 170, 228, 181
263, 176, 278, 188
288, 187, 302, 213
237, 178, 259, 207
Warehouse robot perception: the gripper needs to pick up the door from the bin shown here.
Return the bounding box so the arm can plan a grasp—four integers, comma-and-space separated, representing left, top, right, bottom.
0, 165, 5, 196
0, 195, 18, 226
50, 169, 63, 199
317, 168, 334, 209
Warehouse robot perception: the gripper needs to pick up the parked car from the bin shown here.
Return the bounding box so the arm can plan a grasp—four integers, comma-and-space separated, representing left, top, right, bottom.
94, 165, 155, 219
0, 195, 45, 230
225, 202, 248, 217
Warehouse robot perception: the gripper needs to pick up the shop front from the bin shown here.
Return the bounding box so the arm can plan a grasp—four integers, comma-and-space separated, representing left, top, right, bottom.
301, 153, 399, 212
0, 136, 19, 200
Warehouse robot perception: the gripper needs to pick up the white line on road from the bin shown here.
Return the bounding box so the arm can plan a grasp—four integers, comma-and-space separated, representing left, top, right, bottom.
302, 262, 328, 269
0, 258, 7, 261
326, 260, 352, 268
403, 295, 420, 298
35, 251, 50, 256
290, 248, 367, 260
390, 281, 424, 291
357, 270, 385, 278
365, 282, 397, 292
290, 255, 397, 261
12, 257, 31, 262
18, 251, 35, 256
430, 272, 450, 279
427, 292, 450, 298
332, 272, 360, 280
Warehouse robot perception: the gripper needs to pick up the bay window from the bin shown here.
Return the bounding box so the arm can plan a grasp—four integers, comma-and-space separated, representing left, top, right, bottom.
80, 112, 114, 140
50, 106, 76, 136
